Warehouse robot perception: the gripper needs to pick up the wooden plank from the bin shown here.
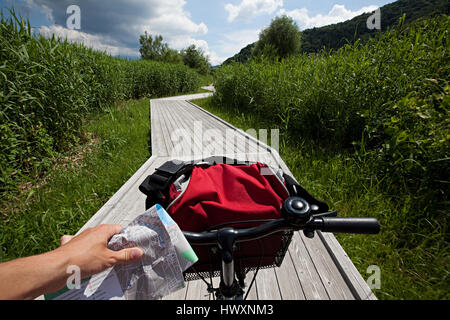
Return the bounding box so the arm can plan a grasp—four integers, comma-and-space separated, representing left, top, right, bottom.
170, 101, 235, 160
299, 231, 355, 300
267, 150, 373, 299
289, 232, 329, 300
160, 101, 180, 155
266, 151, 355, 300
241, 152, 281, 300
274, 249, 306, 300
186, 100, 251, 159
184, 101, 257, 155
246, 151, 308, 301
160, 100, 198, 158
255, 268, 282, 300
185, 279, 211, 300
150, 100, 168, 156
154, 101, 174, 156
187, 101, 268, 156
178, 101, 248, 157
171, 101, 218, 158
318, 232, 377, 300
161, 98, 243, 159
251, 148, 322, 299
153, 101, 175, 157
151, 101, 172, 156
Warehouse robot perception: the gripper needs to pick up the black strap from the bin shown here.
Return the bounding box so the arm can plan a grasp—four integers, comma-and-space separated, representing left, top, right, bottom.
139, 157, 254, 210
139, 157, 251, 196
139, 160, 193, 199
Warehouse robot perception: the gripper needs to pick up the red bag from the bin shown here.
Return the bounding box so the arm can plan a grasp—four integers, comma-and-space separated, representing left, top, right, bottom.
139, 157, 328, 279
166, 162, 289, 232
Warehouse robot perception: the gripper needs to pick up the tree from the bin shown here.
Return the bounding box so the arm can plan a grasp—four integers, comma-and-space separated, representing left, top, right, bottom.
181, 45, 210, 74
253, 15, 302, 59
139, 32, 167, 61
139, 32, 182, 63
162, 48, 183, 64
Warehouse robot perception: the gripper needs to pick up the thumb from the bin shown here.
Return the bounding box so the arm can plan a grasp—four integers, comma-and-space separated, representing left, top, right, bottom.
113, 248, 144, 264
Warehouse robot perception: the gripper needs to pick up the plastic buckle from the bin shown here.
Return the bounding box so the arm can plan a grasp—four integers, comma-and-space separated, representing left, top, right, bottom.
156, 160, 187, 176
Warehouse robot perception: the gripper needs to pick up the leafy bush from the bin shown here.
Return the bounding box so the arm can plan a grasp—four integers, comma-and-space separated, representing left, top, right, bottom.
0, 12, 200, 194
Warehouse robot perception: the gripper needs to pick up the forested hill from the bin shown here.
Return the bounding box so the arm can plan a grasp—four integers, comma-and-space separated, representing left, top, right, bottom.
223, 0, 449, 64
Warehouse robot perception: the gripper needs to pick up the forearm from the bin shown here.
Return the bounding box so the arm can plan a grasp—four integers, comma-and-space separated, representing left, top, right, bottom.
0, 250, 70, 300
0, 225, 143, 300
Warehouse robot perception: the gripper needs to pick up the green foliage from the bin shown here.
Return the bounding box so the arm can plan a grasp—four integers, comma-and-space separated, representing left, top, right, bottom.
139, 33, 167, 60
181, 45, 210, 75
214, 15, 449, 247
138, 33, 211, 73
139, 32, 183, 64
253, 15, 301, 60
163, 48, 183, 65
0, 12, 200, 194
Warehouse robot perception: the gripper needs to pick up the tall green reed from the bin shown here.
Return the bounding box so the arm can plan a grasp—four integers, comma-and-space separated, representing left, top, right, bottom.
213, 15, 449, 250
0, 11, 200, 195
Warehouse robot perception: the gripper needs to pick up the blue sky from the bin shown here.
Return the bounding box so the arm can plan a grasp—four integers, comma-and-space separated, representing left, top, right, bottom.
1, 0, 396, 65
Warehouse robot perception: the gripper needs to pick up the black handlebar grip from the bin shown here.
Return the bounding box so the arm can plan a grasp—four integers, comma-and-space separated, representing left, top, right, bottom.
319, 217, 380, 234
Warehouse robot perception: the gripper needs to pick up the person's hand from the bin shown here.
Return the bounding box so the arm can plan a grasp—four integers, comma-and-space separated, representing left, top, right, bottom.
55, 224, 143, 280
0, 224, 143, 300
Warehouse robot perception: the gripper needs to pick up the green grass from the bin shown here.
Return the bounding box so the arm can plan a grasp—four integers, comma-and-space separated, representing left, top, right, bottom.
192, 97, 449, 300
0, 99, 151, 261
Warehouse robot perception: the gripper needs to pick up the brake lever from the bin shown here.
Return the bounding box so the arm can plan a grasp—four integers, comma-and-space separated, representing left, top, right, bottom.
302, 211, 337, 238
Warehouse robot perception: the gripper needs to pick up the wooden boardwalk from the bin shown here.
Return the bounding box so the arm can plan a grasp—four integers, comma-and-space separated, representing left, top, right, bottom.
77, 88, 376, 300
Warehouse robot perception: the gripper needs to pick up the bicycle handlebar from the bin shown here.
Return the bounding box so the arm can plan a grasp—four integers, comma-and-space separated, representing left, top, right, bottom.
320, 217, 380, 234
183, 216, 380, 246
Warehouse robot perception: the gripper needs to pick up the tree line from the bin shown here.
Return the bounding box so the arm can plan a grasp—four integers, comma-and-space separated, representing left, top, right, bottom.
139, 32, 210, 75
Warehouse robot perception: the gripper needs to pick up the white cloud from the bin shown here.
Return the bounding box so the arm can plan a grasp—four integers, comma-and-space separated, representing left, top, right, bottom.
138, 0, 208, 39
215, 28, 261, 58
169, 36, 225, 66
146, 14, 208, 37
278, 4, 379, 30
208, 52, 227, 66
37, 25, 140, 57
225, 0, 283, 22
31, 0, 209, 58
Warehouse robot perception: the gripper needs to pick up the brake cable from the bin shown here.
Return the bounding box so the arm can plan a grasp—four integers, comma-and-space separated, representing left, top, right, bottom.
244, 238, 264, 300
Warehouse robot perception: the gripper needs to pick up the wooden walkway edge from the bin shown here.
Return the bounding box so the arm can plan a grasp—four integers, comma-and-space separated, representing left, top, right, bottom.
74, 88, 376, 300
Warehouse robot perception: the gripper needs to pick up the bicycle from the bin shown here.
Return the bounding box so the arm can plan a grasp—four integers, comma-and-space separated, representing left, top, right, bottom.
182, 196, 380, 300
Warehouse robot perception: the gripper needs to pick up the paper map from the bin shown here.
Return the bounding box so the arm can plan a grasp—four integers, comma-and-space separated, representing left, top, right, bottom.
45, 205, 198, 300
